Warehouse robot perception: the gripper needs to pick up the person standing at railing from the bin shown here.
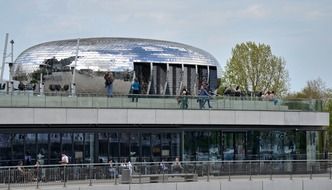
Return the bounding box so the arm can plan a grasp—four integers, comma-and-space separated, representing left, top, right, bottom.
59, 153, 69, 182
198, 85, 212, 109
108, 160, 118, 178
160, 159, 168, 173
17, 160, 25, 183
34, 160, 42, 182
131, 78, 140, 102
179, 87, 189, 109
127, 161, 133, 175
171, 157, 183, 173
104, 72, 114, 97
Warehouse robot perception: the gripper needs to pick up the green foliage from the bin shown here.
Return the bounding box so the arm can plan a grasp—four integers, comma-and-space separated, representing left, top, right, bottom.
30, 69, 47, 81
326, 99, 332, 152
288, 78, 330, 99
222, 42, 289, 96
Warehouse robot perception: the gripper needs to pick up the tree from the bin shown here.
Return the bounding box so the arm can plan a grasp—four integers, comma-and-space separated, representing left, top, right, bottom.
287, 78, 330, 99
287, 78, 332, 152
221, 42, 289, 95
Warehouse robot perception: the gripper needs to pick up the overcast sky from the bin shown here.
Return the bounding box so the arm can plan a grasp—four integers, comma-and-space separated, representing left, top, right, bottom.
0, 0, 331, 92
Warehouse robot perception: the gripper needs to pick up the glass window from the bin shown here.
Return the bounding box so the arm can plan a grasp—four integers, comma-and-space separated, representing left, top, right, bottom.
62, 133, 73, 160
12, 134, 25, 164
209, 131, 221, 161
151, 134, 161, 162
234, 133, 245, 160
161, 133, 172, 161
259, 132, 272, 160
84, 133, 94, 163
130, 133, 140, 162
271, 131, 285, 160
50, 133, 60, 164
246, 131, 260, 160
223, 132, 234, 160
284, 131, 296, 160
141, 133, 151, 161
73, 133, 84, 163
195, 131, 210, 161
25, 133, 37, 164
98, 133, 109, 163
295, 131, 306, 159
119, 133, 129, 161
109, 132, 119, 161
37, 133, 48, 165
184, 131, 195, 161
171, 133, 180, 160
0, 134, 11, 166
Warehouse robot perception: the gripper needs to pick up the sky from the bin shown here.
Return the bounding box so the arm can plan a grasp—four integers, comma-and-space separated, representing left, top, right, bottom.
0, 0, 331, 92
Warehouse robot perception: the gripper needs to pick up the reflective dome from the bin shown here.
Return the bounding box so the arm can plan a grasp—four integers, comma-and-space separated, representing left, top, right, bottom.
13, 37, 219, 95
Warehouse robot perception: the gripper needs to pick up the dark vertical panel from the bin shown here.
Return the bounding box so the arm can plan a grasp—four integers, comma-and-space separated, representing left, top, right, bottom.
198, 65, 208, 88
134, 62, 151, 94
185, 65, 196, 94
151, 63, 167, 94
209, 66, 218, 90
169, 64, 182, 95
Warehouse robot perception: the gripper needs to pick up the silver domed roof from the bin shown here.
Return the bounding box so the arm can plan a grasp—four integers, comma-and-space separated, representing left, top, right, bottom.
14, 37, 219, 73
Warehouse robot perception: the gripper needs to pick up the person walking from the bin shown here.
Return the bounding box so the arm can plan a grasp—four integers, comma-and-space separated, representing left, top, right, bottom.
180, 87, 189, 109
198, 85, 212, 109
59, 153, 69, 182
104, 72, 114, 97
131, 78, 140, 102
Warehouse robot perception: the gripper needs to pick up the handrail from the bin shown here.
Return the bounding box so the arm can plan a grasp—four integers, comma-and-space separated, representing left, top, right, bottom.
0, 160, 331, 187
0, 92, 325, 112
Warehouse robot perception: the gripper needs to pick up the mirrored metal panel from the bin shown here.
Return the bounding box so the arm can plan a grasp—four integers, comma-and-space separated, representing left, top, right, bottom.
13, 38, 220, 95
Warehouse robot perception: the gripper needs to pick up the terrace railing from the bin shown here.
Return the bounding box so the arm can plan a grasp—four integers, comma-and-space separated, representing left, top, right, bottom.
0, 160, 331, 188
0, 92, 324, 112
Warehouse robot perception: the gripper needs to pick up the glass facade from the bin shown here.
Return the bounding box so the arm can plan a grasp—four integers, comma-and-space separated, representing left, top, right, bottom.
0, 128, 326, 166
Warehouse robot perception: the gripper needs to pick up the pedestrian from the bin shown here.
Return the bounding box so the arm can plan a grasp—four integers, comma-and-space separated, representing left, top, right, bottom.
180, 87, 189, 109
59, 153, 69, 165
198, 85, 212, 109
171, 157, 183, 173
104, 72, 114, 97
131, 78, 140, 102
59, 153, 69, 182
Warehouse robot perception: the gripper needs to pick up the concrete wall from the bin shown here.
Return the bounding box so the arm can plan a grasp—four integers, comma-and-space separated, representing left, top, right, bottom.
10, 178, 331, 190
0, 107, 329, 127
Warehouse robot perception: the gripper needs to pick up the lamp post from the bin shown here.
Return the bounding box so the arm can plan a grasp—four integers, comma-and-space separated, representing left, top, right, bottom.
8, 62, 13, 94
1, 33, 9, 81
70, 66, 76, 96
39, 64, 46, 96
71, 38, 80, 97
10, 40, 14, 63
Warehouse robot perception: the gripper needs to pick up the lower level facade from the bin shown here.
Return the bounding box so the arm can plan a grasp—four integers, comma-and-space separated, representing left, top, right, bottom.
0, 107, 329, 166
0, 126, 326, 166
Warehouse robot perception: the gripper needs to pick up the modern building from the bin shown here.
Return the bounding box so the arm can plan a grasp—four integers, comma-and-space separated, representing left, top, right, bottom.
13, 37, 219, 95
0, 37, 329, 167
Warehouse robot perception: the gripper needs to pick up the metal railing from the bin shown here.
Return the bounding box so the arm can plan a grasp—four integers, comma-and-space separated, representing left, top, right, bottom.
0, 92, 324, 112
0, 160, 331, 188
